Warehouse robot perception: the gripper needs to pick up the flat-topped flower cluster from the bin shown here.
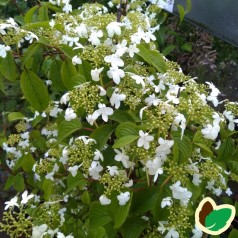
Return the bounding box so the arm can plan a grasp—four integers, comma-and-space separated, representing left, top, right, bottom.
1, 0, 238, 237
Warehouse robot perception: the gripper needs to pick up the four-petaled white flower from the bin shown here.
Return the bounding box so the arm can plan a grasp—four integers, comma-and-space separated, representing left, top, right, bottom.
91, 67, 104, 81
88, 30, 103, 46
117, 192, 130, 205
107, 165, 119, 176
68, 165, 81, 177
107, 67, 125, 84
65, 108, 77, 121
60, 92, 70, 104
21, 190, 34, 204
165, 227, 179, 238
146, 157, 163, 182
191, 225, 203, 238
145, 94, 161, 106
156, 138, 174, 158
104, 54, 124, 68
0, 44, 11, 58
92, 103, 114, 122
223, 110, 238, 131
161, 197, 173, 208
206, 82, 220, 107
137, 130, 154, 150
94, 149, 104, 161
170, 181, 192, 206
88, 161, 103, 180
128, 44, 139, 57
57, 232, 74, 238
114, 149, 134, 168
4, 196, 19, 210
106, 21, 122, 37
110, 88, 126, 108
201, 122, 220, 140
99, 195, 111, 205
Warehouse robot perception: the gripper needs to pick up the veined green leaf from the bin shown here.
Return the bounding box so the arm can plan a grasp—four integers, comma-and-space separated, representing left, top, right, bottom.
61, 59, 78, 90
162, 44, 176, 56
0, 53, 17, 82
137, 45, 168, 73
193, 142, 213, 157
177, 4, 185, 24
90, 124, 115, 150
58, 118, 82, 142
88, 227, 105, 238
112, 135, 139, 149
66, 172, 86, 193
24, 5, 39, 23
41, 2, 62, 12
109, 110, 136, 122
7, 112, 25, 122
115, 122, 139, 138
23, 21, 50, 30
218, 137, 234, 161
49, 60, 65, 91
20, 69, 50, 111
43, 179, 53, 201
38, 5, 49, 21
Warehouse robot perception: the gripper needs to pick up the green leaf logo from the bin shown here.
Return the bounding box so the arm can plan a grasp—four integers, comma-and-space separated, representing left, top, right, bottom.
195, 197, 236, 235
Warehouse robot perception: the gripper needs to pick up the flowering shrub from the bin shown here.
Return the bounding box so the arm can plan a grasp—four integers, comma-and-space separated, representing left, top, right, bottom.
1, 0, 238, 237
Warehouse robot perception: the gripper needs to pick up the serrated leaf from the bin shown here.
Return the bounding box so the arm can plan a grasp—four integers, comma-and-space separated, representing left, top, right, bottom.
49, 60, 65, 91
24, 5, 39, 23
110, 110, 135, 122
7, 112, 25, 121
90, 124, 115, 150
115, 122, 139, 138
22, 153, 36, 173
20, 69, 50, 111
113, 135, 139, 149
41, 2, 62, 12
205, 208, 233, 231
162, 44, 176, 56
0, 53, 17, 82
66, 172, 86, 193
61, 59, 78, 90
172, 133, 192, 162
137, 45, 168, 73
43, 179, 53, 201
57, 119, 82, 142
193, 142, 213, 157
14, 173, 25, 192
218, 137, 234, 161
38, 5, 49, 21
89, 202, 112, 228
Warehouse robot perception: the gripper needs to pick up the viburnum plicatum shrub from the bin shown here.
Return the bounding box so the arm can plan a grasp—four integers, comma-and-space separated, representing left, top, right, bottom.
1, 1, 238, 238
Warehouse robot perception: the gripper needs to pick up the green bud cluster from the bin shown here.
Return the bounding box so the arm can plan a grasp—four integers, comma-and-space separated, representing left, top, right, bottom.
143, 224, 163, 238
0, 207, 32, 238
100, 171, 128, 196
15, 121, 28, 133
168, 206, 192, 238
35, 159, 54, 174
7, 134, 21, 147
68, 139, 94, 173
225, 101, 238, 115
166, 162, 189, 184
69, 83, 103, 114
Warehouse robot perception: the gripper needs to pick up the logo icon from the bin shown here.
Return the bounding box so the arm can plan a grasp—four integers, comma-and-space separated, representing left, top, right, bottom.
195, 197, 236, 235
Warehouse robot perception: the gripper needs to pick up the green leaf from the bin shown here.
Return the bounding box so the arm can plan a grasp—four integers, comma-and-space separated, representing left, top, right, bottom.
110, 110, 136, 122
14, 173, 25, 192
7, 112, 25, 122
4, 175, 15, 190
120, 217, 147, 238
20, 69, 50, 111
90, 124, 115, 150
89, 202, 112, 228
38, 5, 49, 21
229, 229, 238, 238
181, 43, 192, 52
193, 142, 213, 157
21, 153, 36, 173
205, 208, 233, 231
24, 21, 50, 30
24, 5, 39, 23
0, 53, 17, 82
113, 135, 139, 149
57, 119, 82, 142
88, 227, 105, 238
137, 45, 168, 73
41, 2, 62, 12
172, 133, 192, 162
59, 45, 76, 59
162, 45, 176, 56
177, 4, 185, 24
115, 122, 139, 138
43, 179, 53, 201
66, 172, 86, 193
218, 137, 234, 161
49, 60, 65, 91
61, 59, 78, 89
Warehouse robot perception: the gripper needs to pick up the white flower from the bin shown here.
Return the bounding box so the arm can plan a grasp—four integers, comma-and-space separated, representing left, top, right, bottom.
110, 88, 126, 108
107, 166, 119, 176
104, 54, 124, 68
88, 30, 103, 46
86, 113, 97, 125
62, 3, 72, 13
146, 157, 163, 182
106, 22, 122, 37
57, 232, 74, 238
32, 224, 48, 238
60, 93, 70, 104
145, 94, 161, 106
107, 66, 125, 84
75, 24, 88, 38
91, 67, 104, 81
124, 179, 133, 188
21, 190, 34, 204
64, 108, 77, 121
68, 165, 81, 177
170, 181, 192, 206
161, 197, 173, 208
130, 74, 145, 88
94, 149, 104, 161
206, 180, 215, 190
45, 172, 54, 181
213, 187, 222, 196
166, 85, 182, 104
0, 44, 11, 58
201, 122, 220, 140
191, 225, 203, 238
157, 221, 168, 234
92, 103, 114, 122
4, 196, 19, 210
115, 40, 128, 57
173, 113, 186, 139
128, 44, 139, 57
88, 161, 103, 180
99, 195, 111, 205
223, 110, 238, 131
206, 82, 220, 107
165, 228, 179, 238
137, 130, 154, 150
226, 187, 232, 196
98, 85, 106, 96
117, 192, 130, 205
114, 149, 134, 168
156, 138, 174, 157
192, 174, 202, 186
72, 55, 82, 65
